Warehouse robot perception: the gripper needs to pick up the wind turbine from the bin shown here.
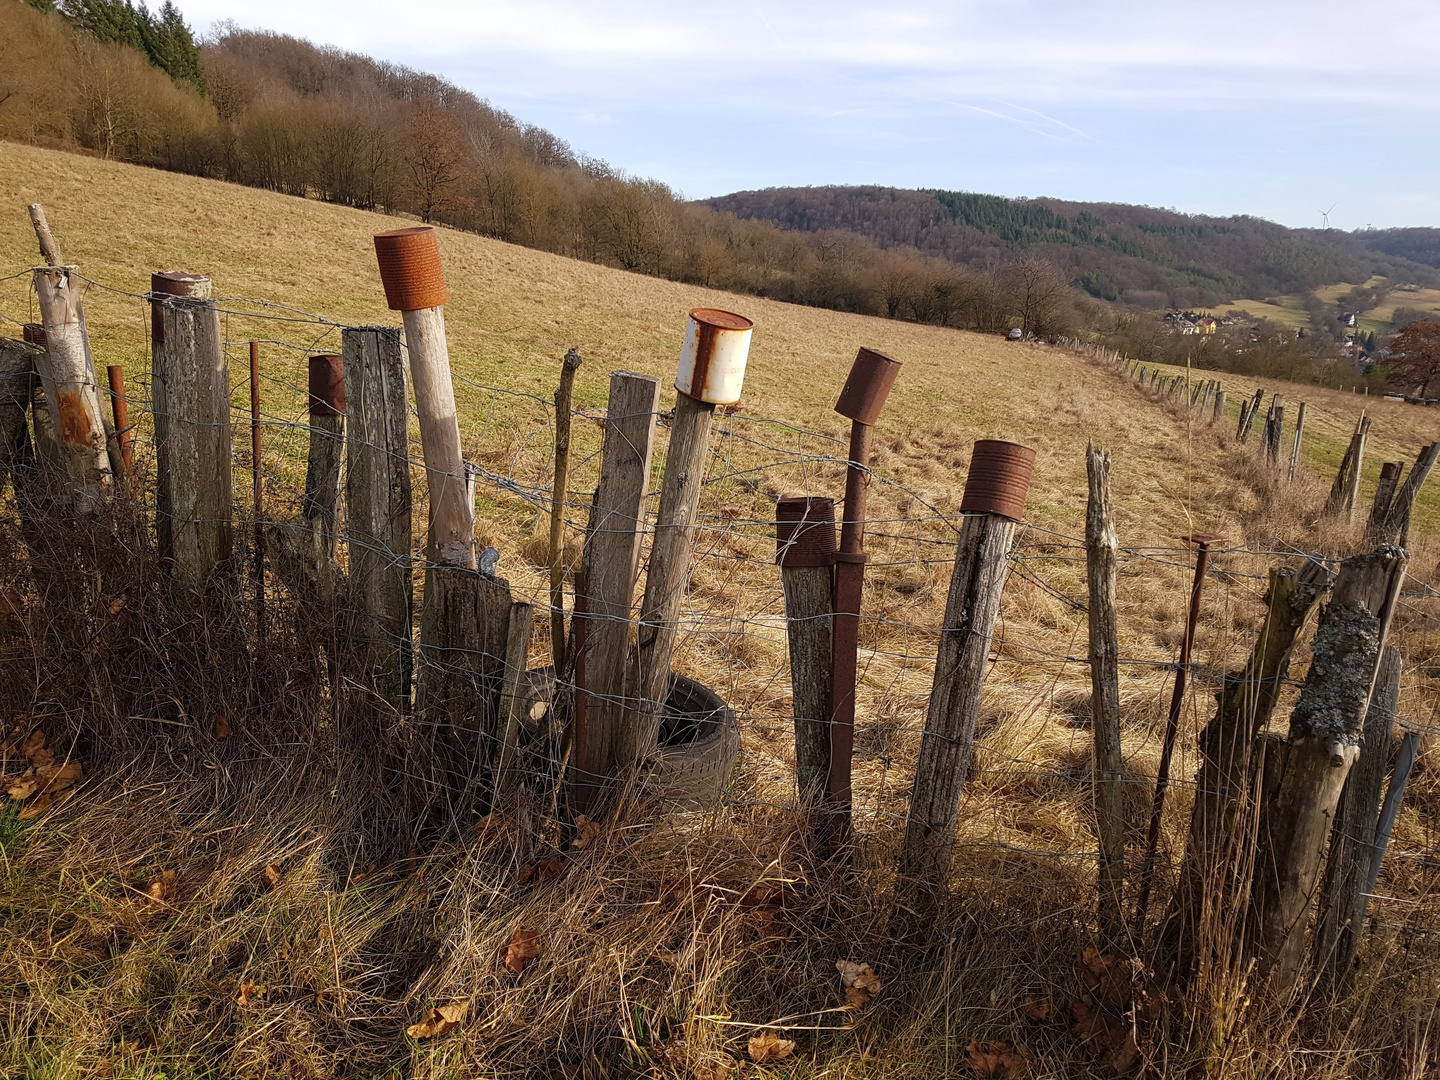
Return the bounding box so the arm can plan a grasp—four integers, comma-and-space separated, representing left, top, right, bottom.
1318, 202, 1337, 229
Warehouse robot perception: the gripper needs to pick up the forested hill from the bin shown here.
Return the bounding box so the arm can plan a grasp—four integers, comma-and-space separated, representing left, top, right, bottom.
705, 186, 1440, 308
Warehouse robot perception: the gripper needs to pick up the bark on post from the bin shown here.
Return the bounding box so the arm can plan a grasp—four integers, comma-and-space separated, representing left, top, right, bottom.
1166, 559, 1330, 975
150, 272, 233, 589
1379, 442, 1440, 547
775, 495, 837, 804
1254, 546, 1407, 990
902, 440, 1033, 880
567, 371, 660, 815
549, 347, 582, 672
1086, 444, 1126, 947
627, 310, 754, 784
1288, 402, 1307, 485
342, 326, 413, 709
30, 266, 112, 508
1314, 645, 1401, 988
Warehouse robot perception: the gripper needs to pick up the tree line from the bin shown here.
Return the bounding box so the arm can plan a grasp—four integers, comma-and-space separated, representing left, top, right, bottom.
0, 2, 1083, 339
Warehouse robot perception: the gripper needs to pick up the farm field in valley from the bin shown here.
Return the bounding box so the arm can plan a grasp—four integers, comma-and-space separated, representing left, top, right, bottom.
1, 142, 1437, 1078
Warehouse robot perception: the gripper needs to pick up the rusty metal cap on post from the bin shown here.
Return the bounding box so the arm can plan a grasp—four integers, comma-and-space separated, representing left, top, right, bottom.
676, 308, 753, 405
835, 346, 902, 426
775, 496, 837, 568
373, 227, 449, 311
307, 354, 345, 416
149, 272, 211, 344
960, 440, 1036, 521
22, 323, 45, 347
1380, 461, 1400, 481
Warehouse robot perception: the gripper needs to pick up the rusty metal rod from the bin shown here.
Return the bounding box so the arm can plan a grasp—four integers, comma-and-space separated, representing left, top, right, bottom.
250, 341, 264, 645
1134, 534, 1223, 928
827, 420, 871, 839
105, 365, 133, 477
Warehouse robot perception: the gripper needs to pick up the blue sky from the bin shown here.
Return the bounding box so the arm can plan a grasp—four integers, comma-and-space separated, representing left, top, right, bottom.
186, 1, 1440, 229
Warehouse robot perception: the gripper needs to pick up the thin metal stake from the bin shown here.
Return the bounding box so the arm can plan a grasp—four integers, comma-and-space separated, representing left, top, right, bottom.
250, 341, 264, 645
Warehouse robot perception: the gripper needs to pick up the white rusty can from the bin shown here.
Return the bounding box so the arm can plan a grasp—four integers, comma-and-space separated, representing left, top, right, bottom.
675, 308, 753, 405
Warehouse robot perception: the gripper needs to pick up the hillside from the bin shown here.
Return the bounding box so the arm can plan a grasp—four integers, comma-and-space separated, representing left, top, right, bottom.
705, 185, 1440, 309
2, 143, 1439, 1078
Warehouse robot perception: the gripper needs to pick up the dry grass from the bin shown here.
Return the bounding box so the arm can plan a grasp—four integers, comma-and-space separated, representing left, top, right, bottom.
0, 143, 1438, 1078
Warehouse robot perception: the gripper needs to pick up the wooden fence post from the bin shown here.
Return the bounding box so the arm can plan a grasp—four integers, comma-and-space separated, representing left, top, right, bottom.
776, 495, 837, 804
1263, 394, 1285, 466
0, 338, 38, 491
549, 348, 582, 672
1366, 729, 1420, 894
1254, 546, 1406, 989
1166, 558, 1330, 975
303, 354, 345, 560
1379, 442, 1440, 546
1325, 414, 1370, 519
626, 308, 754, 779
495, 600, 535, 797
150, 272, 233, 589
342, 325, 413, 709
1212, 389, 1226, 426
1086, 444, 1125, 947
1314, 645, 1401, 988
902, 440, 1033, 880
568, 371, 660, 816
1366, 462, 1401, 541
1288, 402, 1306, 484
1238, 389, 1264, 442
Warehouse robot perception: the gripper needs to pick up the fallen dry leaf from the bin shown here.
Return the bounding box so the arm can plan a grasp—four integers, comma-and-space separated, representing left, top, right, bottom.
236, 980, 263, 1007
1079, 947, 1140, 1007
146, 870, 177, 902
406, 1001, 467, 1039
1021, 993, 1052, 1022
837, 960, 882, 1010
692, 1055, 735, 1080
517, 857, 566, 886
107, 597, 126, 617
20, 730, 46, 761
213, 716, 231, 740
1071, 1000, 1142, 1073
6, 774, 39, 801
7, 760, 81, 802
570, 814, 602, 849
505, 927, 541, 973
966, 1038, 1027, 1079
263, 864, 283, 889
747, 1029, 795, 1064
17, 788, 73, 819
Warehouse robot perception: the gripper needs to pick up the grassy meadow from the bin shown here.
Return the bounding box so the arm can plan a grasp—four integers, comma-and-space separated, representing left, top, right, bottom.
1, 141, 1438, 1078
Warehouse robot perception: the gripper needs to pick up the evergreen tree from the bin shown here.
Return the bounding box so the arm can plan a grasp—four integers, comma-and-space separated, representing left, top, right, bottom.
58, 0, 207, 94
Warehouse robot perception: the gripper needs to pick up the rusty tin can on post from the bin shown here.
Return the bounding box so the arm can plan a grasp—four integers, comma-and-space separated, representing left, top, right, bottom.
835, 346, 903, 427
307, 354, 346, 416
775, 496, 837, 568
960, 440, 1037, 521
675, 308, 753, 405
373, 227, 449, 311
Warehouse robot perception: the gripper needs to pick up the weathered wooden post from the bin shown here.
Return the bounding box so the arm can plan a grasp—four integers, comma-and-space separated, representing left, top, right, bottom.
1367, 729, 1420, 895
1287, 402, 1306, 484
1212, 389, 1226, 426
495, 600, 535, 797
0, 338, 38, 490
248, 342, 264, 640
150, 271, 233, 589
1263, 394, 1284, 466
303, 354, 346, 560
568, 371, 660, 815
1135, 532, 1227, 929
342, 325, 413, 709
1367, 462, 1402, 540
1166, 558, 1330, 975
902, 439, 1034, 879
549, 348, 582, 672
1237, 389, 1264, 442
827, 347, 903, 844
775, 495, 837, 804
1378, 442, 1440, 546
1325, 414, 1370, 520
1314, 645, 1401, 988
626, 310, 755, 774
1086, 444, 1125, 947
374, 227, 512, 804
1254, 546, 1406, 989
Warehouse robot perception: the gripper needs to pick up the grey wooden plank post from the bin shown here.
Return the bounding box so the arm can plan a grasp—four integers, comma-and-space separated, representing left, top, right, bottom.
775, 495, 837, 804
1255, 546, 1406, 990
1288, 402, 1307, 484
1366, 729, 1421, 894
1326, 414, 1370, 519
567, 371, 660, 816
1212, 389, 1226, 426
902, 440, 1034, 880
495, 600, 535, 797
1314, 645, 1402, 988
0, 338, 38, 492
1380, 442, 1440, 546
150, 272, 233, 589
1086, 443, 1125, 948
342, 326, 413, 710
303, 353, 345, 602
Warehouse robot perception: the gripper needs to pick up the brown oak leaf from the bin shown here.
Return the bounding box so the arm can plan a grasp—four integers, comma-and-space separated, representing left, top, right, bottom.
213, 716, 231, 740
406, 1001, 466, 1039
691, 1055, 735, 1080
1021, 993, 1052, 1022
236, 980, 262, 1007
837, 960, 882, 1010
747, 1029, 795, 1064
505, 927, 541, 973
1079, 947, 1140, 1007
517, 857, 566, 886
570, 815, 602, 849
966, 1039, 1027, 1079
263, 864, 283, 889
146, 870, 177, 902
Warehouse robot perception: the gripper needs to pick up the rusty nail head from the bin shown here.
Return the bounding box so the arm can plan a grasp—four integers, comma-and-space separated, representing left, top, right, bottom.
374, 226, 449, 311
307, 354, 345, 416
1182, 533, 1228, 548
835, 346, 902, 426
22, 323, 45, 347
775, 496, 837, 568
959, 440, 1036, 521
